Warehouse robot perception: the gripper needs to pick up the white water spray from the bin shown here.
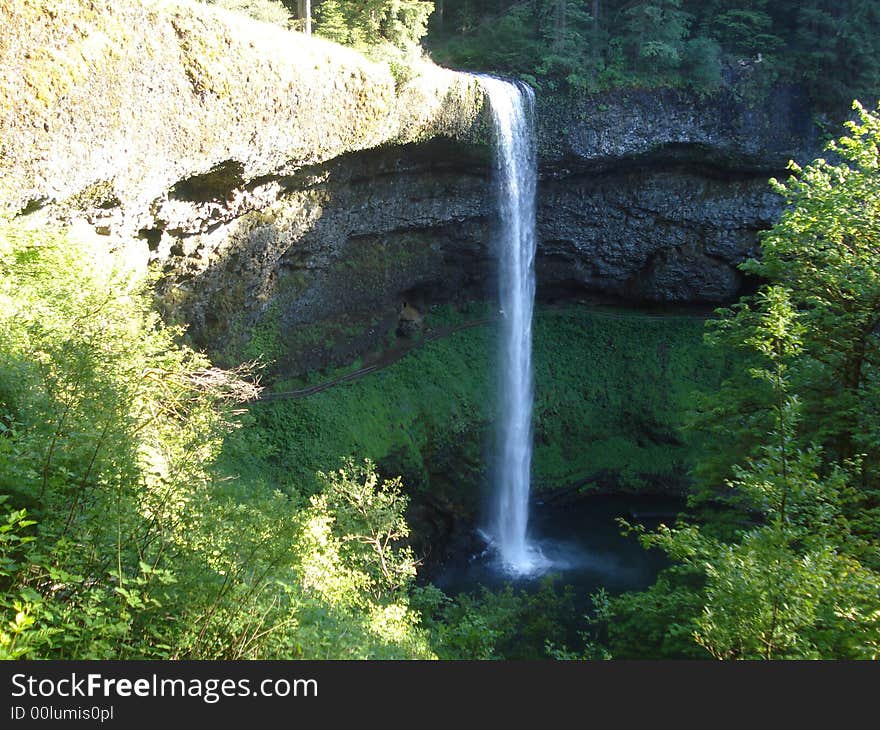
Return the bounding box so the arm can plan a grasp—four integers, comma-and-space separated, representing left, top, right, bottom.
479, 76, 546, 575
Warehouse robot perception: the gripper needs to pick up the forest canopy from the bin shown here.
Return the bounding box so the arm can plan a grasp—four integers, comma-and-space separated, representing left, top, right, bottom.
425, 0, 880, 101
217, 0, 880, 102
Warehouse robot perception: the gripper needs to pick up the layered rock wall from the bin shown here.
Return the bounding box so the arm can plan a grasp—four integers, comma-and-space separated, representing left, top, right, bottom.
1, 0, 821, 373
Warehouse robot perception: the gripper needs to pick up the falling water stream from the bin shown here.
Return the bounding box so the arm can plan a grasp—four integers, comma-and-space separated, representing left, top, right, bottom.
432, 76, 680, 597
479, 76, 547, 575
431, 78, 679, 600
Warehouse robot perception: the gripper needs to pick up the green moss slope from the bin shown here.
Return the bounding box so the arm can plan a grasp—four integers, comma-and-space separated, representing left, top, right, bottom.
221, 305, 725, 502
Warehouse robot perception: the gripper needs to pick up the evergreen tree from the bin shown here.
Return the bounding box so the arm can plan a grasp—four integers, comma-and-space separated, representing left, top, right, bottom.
536, 0, 596, 84
622, 0, 691, 72
314, 0, 350, 43
711, 4, 781, 57
314, 0, 435, 50
424, 0, 880, 101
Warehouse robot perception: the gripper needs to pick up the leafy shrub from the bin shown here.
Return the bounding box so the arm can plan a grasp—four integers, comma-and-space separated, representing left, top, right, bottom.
0, 222, 438, 659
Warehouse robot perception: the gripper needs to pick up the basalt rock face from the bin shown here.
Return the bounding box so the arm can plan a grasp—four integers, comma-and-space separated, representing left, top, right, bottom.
539, 82, 816, 171
0, 0, 487, 221
0, 0, 487, 371
536, 165, 781, 304
164, 141, 495, 371
2, 0, 821, 373
178, 82, 816, 373
533, 82, 818, 304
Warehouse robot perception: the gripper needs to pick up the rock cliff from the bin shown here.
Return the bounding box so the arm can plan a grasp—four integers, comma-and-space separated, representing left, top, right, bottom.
534, 82, 817, 304
1, 0, 821, 373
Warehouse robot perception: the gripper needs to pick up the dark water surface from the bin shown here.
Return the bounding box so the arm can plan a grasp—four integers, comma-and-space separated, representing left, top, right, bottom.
432, 494, 683, 598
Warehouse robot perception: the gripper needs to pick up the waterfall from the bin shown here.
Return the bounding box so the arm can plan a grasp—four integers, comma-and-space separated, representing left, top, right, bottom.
479, 76, 545, 575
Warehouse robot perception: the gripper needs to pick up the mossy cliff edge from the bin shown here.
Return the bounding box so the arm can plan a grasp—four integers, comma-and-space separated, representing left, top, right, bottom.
0, 0, 486, 224
1, 0, 819, 376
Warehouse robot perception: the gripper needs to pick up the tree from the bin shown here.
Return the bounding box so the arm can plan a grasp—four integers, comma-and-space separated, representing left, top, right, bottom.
615, 104, 880, 660
314, 0, 435, 50
709, 1, 782, 57
316, 459, 418, 597
0, 221, 449, 659
785, 0, 880, 104
693, 103, 880, 510
313, 0, 349, 43
681, 35, 723, 94
631, 287, 880, 659
536, 0, 595, 83
0, 222, 301, 659
622, 0, 691, 72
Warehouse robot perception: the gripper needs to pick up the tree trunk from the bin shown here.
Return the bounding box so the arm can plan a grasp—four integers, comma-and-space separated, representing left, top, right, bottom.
554, 0, 567, 51
592, 0, 600, 60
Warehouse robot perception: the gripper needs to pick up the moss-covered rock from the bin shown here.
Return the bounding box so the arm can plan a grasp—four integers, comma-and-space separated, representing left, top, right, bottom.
0, 0, 486, 221
0, 0, 495, 368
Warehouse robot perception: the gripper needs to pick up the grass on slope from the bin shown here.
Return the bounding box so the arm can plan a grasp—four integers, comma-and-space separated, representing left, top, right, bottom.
219, 304, 726, 501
